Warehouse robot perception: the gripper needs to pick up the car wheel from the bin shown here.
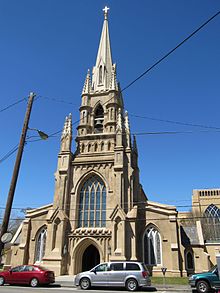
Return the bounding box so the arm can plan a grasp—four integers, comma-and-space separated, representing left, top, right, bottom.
126, 278, 138, 291
0, 276, 5, 286
196, 280, 211, 293
80, 277, 91, 290
30, 277, 39, 287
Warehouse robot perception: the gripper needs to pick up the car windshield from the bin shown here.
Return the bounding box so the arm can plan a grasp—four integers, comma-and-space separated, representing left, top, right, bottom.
209, 265, 217, 273
92, 263, 108, 272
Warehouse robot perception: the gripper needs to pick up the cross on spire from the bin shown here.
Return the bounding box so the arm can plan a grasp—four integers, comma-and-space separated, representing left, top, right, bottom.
103, 6, 110, 19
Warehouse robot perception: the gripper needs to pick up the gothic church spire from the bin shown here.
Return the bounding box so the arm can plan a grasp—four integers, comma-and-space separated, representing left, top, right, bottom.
92, 6, 113, 92
61, 113, 72, 152
82, 69, 92, 95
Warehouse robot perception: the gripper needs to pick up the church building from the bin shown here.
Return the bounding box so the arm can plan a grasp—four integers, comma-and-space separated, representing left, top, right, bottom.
6, 8, 220, 277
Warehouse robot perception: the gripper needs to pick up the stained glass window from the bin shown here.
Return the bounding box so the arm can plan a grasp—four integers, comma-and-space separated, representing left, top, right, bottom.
143, 227, 162, 266
204, 204, 220, 220
78, 176, 106, 228
203, 204, 220, 241
35, 227, 47, 263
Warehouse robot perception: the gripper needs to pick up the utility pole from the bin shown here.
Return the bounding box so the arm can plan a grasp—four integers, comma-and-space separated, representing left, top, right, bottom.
0, 92, 35, 262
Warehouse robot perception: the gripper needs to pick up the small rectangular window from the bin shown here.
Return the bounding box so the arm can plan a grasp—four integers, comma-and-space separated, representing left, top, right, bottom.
126, 263, 140, 271
110, 263, 124, 271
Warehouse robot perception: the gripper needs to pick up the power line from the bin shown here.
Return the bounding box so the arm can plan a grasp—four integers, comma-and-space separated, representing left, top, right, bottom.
39, 95, 78, 106
37, 91, 220, 132
0, 215, 217, 222
0, 98, 26, 114
26, 10, 220, 144
129, 114, 220, 130
2, 10, 220, 162
121, 10, 220, 92
132, 129, 220, 136
0, 199, 219, 210
3, 124, 220, 164
0, 144, 19, 164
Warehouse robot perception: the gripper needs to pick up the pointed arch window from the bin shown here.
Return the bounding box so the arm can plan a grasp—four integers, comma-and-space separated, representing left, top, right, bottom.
78, 175, 106, 228
101, 142, 104, 151
143, 227, 162, 266
99, 65, 103, 84
185, 250, 194, 271
94, 104, 104, 133
35, 227, 47, 263
204, 204, 220, 220
203, 204, 220, 241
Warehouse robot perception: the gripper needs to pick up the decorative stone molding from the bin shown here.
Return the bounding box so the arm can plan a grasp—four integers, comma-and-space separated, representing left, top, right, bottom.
70, 228, 111, 237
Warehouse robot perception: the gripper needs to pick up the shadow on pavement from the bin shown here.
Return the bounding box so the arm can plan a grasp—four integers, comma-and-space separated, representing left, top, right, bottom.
7, 283, 61, 288
90, 286, 157, 291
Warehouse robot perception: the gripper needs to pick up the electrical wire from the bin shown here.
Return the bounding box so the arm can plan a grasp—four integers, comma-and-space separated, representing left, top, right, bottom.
0, 144, 19, 164
13, 10, 220, 146
1, 11, 220, 165
3, 120, 220, 164
0, 199, 219, 210
121, 10, 220, 92
0, 215, 218, 222
129, 114, 220, 130
39, 95, 78, 106
0, 98, 26, 113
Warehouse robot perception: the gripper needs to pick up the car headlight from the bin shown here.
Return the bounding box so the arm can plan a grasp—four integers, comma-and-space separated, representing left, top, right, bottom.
189, 275, 196, 281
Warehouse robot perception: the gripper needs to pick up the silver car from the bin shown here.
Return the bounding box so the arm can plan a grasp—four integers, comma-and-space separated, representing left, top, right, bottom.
74, 261, 151, 291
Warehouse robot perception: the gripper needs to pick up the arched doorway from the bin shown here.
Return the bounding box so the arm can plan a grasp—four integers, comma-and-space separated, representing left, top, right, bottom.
82, 244, 100, 272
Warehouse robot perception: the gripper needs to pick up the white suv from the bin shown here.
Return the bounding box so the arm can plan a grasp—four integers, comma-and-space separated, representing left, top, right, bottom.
74, 261, 151, 291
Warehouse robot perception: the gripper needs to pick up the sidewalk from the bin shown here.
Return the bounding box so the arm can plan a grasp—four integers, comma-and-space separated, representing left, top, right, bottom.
55, 275, 191, 291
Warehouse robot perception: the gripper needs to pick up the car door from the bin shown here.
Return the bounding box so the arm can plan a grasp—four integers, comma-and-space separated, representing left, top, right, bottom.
108, 262, 125, 286
21, 265, 35, 284
8, 266, 25, 284
90, 263, 108, 286
212, 267, 220, 288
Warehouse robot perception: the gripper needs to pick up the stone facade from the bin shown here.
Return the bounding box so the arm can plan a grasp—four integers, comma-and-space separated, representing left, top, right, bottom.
6, 8, 220, 277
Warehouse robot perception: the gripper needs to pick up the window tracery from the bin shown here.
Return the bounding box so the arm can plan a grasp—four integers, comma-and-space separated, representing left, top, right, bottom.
35, 227, 47, 263
143, 226, 162, 266
78, 175, 106, 227
204, 204, 220, 220
203, 204, 220, 241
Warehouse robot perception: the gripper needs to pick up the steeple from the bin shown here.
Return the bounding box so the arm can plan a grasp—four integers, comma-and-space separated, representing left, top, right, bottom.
61, 113, 72, 152
82, 69, 92, 95
92, 6, 113, 92
125, 111, 131, 148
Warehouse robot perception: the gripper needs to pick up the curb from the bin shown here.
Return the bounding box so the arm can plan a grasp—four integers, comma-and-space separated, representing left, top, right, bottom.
55, 282, 191, 291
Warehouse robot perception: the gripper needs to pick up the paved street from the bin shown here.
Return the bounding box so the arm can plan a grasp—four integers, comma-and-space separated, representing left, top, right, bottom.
0, 285, 193, 293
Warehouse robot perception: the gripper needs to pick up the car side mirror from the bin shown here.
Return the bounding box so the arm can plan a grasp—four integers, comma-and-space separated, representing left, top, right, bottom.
92, 269, 97, 274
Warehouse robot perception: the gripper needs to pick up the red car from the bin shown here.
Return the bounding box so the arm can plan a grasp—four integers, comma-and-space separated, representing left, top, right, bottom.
0, 264, 55, 287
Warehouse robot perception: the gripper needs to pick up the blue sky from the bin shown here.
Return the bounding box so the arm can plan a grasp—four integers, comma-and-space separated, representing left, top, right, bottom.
0, 1, 220, 215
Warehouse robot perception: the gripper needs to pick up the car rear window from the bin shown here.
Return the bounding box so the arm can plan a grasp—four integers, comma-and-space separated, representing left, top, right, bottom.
24, 266, 35, 272
110, 263, 124, 271
141, 263, 149, 271
126, 263, 140, 271
36, 266, 49, 271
